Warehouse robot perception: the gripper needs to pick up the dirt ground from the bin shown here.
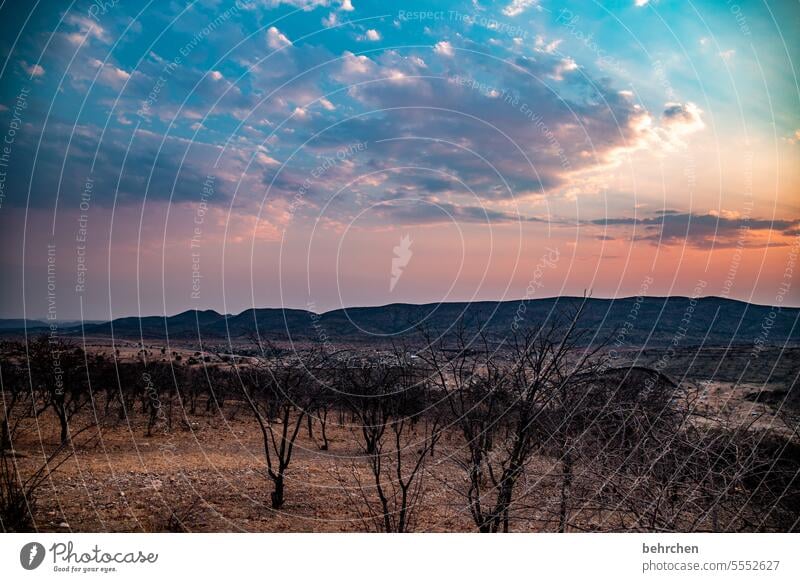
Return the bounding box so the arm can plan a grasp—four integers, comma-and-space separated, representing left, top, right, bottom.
12, 407, 482, 532
12, 389, 786, 533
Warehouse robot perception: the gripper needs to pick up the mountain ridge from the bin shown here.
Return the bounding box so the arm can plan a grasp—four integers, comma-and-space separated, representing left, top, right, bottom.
2, 296, 798, 347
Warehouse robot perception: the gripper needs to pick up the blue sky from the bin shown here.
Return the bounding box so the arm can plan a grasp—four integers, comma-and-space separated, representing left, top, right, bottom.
0, 0, 798, 318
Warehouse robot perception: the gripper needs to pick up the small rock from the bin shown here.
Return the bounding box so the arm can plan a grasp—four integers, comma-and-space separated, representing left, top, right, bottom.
58, 522, 69, 528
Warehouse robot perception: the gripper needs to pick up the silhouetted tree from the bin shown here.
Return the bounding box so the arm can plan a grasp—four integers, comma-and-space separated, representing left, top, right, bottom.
338, 351, 442, 532
235, 340, 324, 509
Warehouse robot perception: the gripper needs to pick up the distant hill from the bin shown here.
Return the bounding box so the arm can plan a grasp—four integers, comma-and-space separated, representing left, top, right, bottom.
0, 318, 49, 330
1, 296, 798, 347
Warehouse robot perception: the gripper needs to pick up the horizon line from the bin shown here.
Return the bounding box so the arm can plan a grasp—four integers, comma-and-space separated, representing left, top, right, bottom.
11, 293, 799, 324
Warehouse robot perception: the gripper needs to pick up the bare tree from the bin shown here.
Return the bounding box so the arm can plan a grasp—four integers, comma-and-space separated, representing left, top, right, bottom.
307, 376, 336, 451
0, 341, 33, 453
529, 365, 691, 531
420, 304, 605, 532
0, 439, 79, 531
0, 338, 104, 531
235, 341, 323, 509
27, 336, 92, 444
338, 352, 442, 532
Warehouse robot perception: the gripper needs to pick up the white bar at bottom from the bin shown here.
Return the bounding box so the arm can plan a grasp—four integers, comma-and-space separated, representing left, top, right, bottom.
1, 533, 796, 581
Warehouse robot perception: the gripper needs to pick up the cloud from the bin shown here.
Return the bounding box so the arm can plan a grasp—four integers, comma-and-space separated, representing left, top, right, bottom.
659, 102, 705, 142
0, 109, 277, 211
592, 212, 799, 248
23, 62, 45, 78
550, 57, 578, 80
62, 14, 111, 45
535, 36, 562, 54
364, 29, 381, 41
88, 59, 131, 89
502, 0, 538, 17
356, 199, 548, 227
719, 49, 736, 63
0, 2, 733, 239
635, 0, 650, 6
263, 0, 333, 9
267, 26, 292, 50
434, 41, 454, 57
311, 48, 714, 218
337, 50, 376, 79
256, 150, 281, 166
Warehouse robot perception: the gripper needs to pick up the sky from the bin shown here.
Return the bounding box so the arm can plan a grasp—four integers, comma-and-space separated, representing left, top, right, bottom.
0, 0, 798, 320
